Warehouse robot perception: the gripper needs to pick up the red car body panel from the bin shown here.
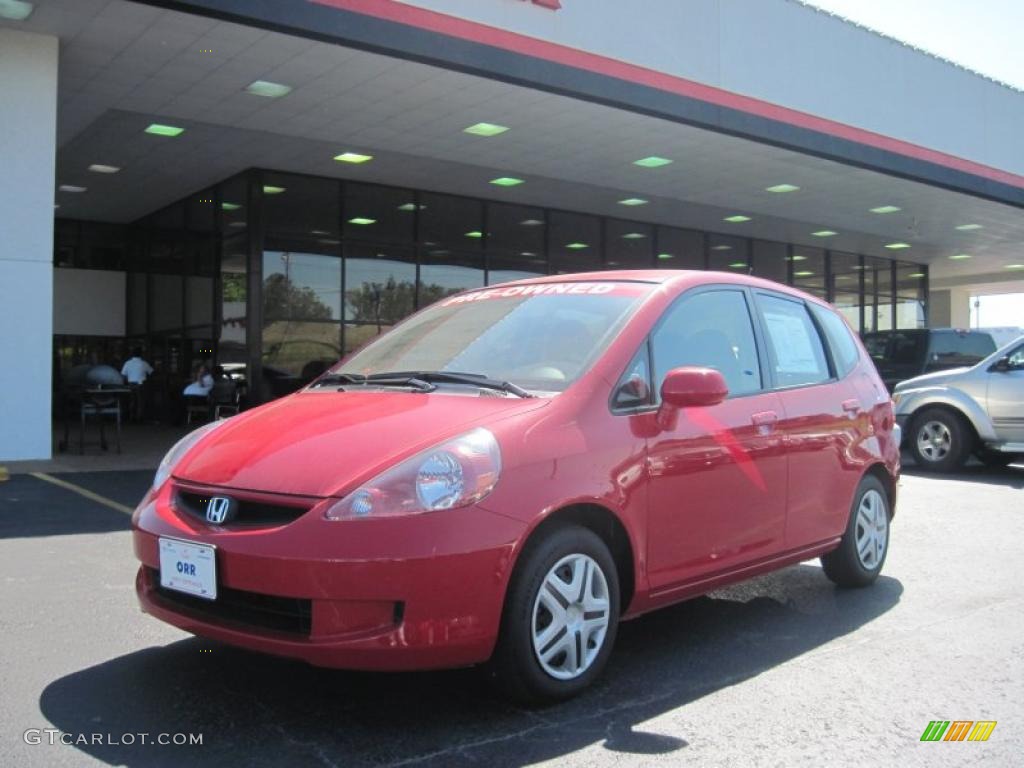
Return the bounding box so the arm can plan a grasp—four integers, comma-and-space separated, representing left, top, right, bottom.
133, 270, 900, 670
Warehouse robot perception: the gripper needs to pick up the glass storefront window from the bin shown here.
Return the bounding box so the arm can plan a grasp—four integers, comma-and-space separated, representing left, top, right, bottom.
656, 227, 704, 269
487, 202, 547, 282
420, 251, 485, 306
549, 211, 602, 273
606, 219, 653, 269
789, 246, 825, 295
264, 173, 340, 241
262, 320, 341, 380
752, 240, 787, 283
896, 261, 927, 329
344, 183, 414, 243
707, 234, 749, 273
219, 236, 247, 366
262, 251, 342, 321
344, 243, 417, 326
420, 193, 483, 253
219, 174, 248, 233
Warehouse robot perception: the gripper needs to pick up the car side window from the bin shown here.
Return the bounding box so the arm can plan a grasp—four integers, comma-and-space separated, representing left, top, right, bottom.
612, 344, 653, 409
810, 303, 860, 377
757, 294, 831, 388
1007, 344, 1024, 370
650, 289, 762, 397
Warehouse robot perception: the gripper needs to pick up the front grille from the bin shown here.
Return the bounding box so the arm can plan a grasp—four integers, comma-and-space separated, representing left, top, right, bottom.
149, 568, 312, 636
175, 490, 310, 527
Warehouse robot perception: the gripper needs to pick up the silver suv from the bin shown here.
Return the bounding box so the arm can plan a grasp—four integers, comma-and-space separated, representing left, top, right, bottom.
893, 337, 1024, 471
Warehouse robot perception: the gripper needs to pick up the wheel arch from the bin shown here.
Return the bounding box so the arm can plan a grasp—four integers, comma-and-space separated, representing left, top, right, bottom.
863, 463, 897, 519
514, 503, 637, 615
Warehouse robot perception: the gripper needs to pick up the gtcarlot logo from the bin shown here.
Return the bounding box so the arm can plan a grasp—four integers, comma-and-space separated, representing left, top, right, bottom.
24, 729, 203, 746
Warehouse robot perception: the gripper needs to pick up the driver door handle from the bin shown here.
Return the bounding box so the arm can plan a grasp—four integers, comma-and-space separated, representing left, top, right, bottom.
752, 411, 778, 428
842, 399, 861, 415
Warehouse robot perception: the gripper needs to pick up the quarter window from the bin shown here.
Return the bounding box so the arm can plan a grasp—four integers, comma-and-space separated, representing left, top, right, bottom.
758, 294, 831, 387
650, 290, 762, 397
810, 303, 861, 377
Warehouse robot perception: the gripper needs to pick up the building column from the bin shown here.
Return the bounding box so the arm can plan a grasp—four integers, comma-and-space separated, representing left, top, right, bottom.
0, 29, 58, 461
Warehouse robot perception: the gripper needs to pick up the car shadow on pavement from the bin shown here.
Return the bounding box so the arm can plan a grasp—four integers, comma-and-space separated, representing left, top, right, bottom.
38, 564, 902, 767
901, 459, 1024, 490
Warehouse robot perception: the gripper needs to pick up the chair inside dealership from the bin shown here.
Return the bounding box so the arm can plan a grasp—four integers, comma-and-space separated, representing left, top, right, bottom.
210, 379, 241, 420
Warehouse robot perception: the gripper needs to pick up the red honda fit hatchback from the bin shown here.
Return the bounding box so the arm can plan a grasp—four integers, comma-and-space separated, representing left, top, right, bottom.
133, 270, 900, 702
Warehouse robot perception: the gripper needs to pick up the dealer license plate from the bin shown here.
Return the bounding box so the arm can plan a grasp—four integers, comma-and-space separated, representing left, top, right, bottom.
159, 537, 217, 600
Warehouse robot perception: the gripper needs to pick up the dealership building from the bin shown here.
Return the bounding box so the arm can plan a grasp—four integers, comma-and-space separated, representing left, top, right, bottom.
1, 0, 1023, 461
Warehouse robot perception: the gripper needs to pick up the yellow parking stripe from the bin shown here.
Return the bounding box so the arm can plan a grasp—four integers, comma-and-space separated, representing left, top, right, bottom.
30, 472, 134, 516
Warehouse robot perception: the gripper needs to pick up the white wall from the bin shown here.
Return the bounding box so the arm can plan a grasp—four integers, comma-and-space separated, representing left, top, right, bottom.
392, 0, 1024, 177
0, 29, 58, 461
53, 269, 126, 337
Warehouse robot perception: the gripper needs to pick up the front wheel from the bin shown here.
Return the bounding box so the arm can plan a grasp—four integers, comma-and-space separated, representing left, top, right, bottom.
821, 475, 891, 588
487, 525, 620, 705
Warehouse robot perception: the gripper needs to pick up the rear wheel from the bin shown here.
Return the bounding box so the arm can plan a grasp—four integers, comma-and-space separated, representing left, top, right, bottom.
821, 475, 890, 588
909, 407, 971, 472
488, 525, 619, 705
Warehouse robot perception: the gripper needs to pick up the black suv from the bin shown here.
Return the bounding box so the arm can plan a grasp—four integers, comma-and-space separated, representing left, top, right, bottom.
863, 329, 997, 391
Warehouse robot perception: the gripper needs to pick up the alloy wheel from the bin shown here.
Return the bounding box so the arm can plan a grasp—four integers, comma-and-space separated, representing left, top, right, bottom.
916, 420, 952, 462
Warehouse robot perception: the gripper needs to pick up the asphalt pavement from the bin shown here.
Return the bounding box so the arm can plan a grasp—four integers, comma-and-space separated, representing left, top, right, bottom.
0, 462, 1021, 767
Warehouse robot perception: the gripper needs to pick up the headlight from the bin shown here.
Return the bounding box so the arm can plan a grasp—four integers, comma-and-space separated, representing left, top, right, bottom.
152, 420, 226, 491
891, 392, 903, 407
324, 428, 502, 520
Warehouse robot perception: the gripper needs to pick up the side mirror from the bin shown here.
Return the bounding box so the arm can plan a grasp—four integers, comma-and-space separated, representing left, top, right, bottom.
990, 356, 1011, 373
660, 366, 729, 409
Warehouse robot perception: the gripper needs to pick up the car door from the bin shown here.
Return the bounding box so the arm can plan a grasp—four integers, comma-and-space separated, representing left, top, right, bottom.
987, 342, 1024, 443
753, 292, 861, 548
643, 287, 788, 591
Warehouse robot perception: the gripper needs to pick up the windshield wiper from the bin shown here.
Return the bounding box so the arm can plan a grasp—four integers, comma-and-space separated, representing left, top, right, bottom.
314, 371, 534, 398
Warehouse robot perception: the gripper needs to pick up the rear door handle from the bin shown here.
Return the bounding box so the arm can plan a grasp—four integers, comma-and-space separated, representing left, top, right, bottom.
752, 411, 778, 428
842, 399, 861, 415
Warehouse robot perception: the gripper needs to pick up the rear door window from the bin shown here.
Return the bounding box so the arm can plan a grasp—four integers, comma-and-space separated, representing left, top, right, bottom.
928, 332, 997, 366
756, 294, 831, 388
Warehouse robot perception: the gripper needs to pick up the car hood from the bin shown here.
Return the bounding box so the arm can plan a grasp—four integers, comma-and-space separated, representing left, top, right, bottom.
172, 390, 550, 497
893, 367, 970, 392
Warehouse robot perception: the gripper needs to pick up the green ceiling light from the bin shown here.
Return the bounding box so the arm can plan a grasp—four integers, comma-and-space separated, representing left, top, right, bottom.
728, 262, 748, 269
786, 254, 808, 262
520, 219, 544, 226
490, 177, 525, 187
0, 1, 34, 21
633, 156, 673, 168
622, 232, 647, 240
765, 183, 800, 193
794, 270, 816, 277
955, 223, 983, 231
723, 215, 751, 223
334, 152, 373, 164
618, 198, 648, 207
566, 243, 589, 250
348, 217, 376, 226
811, 230, 837, 237
221, 202, 242, 211
88, 164, 120, 174
948, 253, 972, 260
464, 122, 510, 137
58, 184, 87, 193
144, 123, 185, 137
885, 242, 912, 249
465, 231, 484, 239
657, 253, 675, 260
870, 205, 901, 214
262, 185, 286, 195
908, 272, 926, 278
1005, 264, 1024, 270
711, 245, 732, 251
397, 203, 426, 211
245, 80, 292, 98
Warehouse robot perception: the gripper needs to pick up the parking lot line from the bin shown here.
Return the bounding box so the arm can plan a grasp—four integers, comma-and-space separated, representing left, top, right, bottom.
30, 472, 134, 516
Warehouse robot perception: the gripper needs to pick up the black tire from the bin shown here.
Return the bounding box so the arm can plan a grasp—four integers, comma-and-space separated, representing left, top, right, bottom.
821, 474, 891, 588
487, 525, 620, 705
908, 407, 972, 472
975, 448, 1017, 467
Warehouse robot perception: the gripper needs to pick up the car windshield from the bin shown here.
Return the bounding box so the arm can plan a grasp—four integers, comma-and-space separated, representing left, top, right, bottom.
333, 281, 653, 393
863, 331, 927, 366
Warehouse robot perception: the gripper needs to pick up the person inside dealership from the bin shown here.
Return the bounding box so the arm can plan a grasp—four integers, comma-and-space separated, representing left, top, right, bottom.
120, 347, 154, 421
183, 364, 215, 397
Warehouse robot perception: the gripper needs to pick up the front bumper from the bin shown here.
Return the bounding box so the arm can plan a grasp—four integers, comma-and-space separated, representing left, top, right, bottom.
133, 482, 526, 671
